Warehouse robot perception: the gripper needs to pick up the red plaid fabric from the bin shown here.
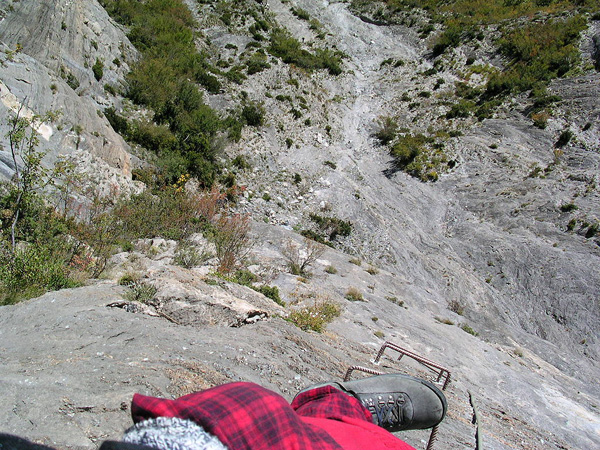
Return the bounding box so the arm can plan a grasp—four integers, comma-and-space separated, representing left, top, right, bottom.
290, 385, 372, 423
131, 382, 414, 450
132, 383, 344, 450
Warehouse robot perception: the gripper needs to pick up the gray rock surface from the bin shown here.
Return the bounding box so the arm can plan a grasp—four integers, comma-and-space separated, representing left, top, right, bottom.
0, 260, 587, 450
0, 0, 139, 193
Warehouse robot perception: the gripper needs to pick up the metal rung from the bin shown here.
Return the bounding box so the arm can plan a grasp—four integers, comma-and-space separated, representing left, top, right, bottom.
374, 341, 452, 390
343, 365, 384, 382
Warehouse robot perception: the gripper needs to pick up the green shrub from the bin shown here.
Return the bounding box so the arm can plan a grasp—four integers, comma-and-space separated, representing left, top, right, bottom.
390, 134, 429, 169
445, 100, 475, 119
358, 1, 592, 120
268, 28, 343, 75
232, 155, 251, 170
485, 15, 587, 98
300, 229, 331, 247
65, 73, 80, 90
461, 323, 479, 336
111, 185, 239, 243
0, 113, 85, 304
309, 213, 352, 241
256, 285, 284, 306
118, 273, 139, 286
432, 21, 462, 56
314, 48, 343, 75
222, 268, 283, 305
291, 7, 310, 21
221, 172, 236, 189
286, 300, 341, 332
560, 203, 578, 213
224, 115, 243, 142
0, 242, 80, 305
345, 287, 364, 301
100, 0, 224, 185
246, 51, 271, 75
531, 89, 561, 112
241, 101, 266, 127
224, 66, 247, 84
104, 83, 118, 96
374, 116, 398, 145
104, 107, 130, 135
309, 18, 325, 38
585, 223, 598, 239
174, 243, 207, 268
92, 58, 104, 81
124, 281, 157, 303
196, 70, 222, 94
227, 269, 258, 286
555, 130, 573, 148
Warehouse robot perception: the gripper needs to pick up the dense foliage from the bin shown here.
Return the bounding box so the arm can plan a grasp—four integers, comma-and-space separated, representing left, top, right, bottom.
354, 0, 597, 178
0, 105, 252, 303
352, 0, 597, 101
99, 0, 227, 186
268, 28, 344, 75
487, 15, 587, 97
1, 173, 247, 304
0, 192, 81, 304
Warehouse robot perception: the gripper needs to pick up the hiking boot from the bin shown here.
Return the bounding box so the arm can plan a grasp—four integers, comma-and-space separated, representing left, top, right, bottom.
298, 373, 447, 432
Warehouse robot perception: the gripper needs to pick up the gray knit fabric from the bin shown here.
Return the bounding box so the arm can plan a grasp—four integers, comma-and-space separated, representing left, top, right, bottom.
122, 417, 228, 450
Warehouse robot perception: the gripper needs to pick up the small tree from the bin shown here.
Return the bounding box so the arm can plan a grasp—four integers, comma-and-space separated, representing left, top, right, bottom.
210, 213, 252, 274
53, 155, 84, 218
282, 237, 326, 276
0, 108, 82, 304
5, 106, 58, 250
194, 187, 226, 224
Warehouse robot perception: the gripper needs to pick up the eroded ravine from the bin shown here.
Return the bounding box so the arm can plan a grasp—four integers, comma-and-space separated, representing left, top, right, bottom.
266, 1, 600, 448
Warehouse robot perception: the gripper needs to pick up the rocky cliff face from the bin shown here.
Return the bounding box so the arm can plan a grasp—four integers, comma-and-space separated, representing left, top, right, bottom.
0, 1, 599, 450
0, 0, 140, 195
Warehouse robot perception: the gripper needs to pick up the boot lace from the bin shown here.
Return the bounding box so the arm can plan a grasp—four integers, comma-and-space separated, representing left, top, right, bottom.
361, 394, 405, 429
